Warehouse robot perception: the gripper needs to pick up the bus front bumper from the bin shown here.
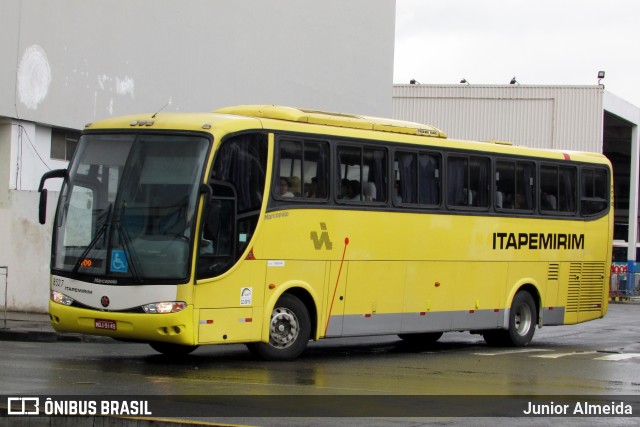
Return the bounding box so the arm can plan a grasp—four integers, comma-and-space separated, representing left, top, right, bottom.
49, 301, 196, 345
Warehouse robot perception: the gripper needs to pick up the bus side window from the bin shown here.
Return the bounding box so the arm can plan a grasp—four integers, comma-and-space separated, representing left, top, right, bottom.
540, 164, 576, 214
447, 156, 468, 207
278, 140, 302, 197
395, 151, 440, 206
447, 155, 489, 208
418, 153, 440, 205
496, 160, 535, 211
581, 167, 608, 216
558, 166, 577, 213
540, 166, 558, 212
496, 161, 516, 209
277, 139, 329, 200
304, 141, 329, 199
516, 162, 536, 210
395, 152, 416, 204
364, 148, 387, 203
337, 145, 387, 203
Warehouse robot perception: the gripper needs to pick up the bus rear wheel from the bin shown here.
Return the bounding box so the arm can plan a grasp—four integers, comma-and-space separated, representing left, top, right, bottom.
483, 291, 537, 347
247, 294, 311, 361
149, 342, 199, 356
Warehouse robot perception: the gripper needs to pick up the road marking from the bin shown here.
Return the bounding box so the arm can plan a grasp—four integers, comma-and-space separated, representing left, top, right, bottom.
594, 353, 640, 361
474, 348, 553, 356
474, 349, 640, 362
530, 351, 597, 359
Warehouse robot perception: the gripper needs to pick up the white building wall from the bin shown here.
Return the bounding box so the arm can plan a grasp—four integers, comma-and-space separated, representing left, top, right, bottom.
2, 0, 395, 129
0, 0, 396, 313
604, 91, 640, 262
393, 85, 604, 152
0, 190, 58, 312
10, 121, 69, 192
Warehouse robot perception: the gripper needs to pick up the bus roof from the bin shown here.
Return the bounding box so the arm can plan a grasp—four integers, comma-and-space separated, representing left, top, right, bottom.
85, 105, 610, 166
214, 105, 448, 139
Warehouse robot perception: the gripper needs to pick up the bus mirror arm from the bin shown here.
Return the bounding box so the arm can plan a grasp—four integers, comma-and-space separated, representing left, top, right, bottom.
199, 183, 213, 203
38, 169, 67, 225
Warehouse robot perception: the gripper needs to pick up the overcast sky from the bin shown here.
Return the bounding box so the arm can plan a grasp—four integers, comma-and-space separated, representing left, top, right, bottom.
394, 0, 640, 107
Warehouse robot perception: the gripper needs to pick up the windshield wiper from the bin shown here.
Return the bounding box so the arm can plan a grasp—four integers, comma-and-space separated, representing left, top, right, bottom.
72, 204, 112, 274
113, 220, 144, 283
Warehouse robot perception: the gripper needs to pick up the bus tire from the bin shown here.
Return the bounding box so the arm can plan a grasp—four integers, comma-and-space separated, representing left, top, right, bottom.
398, 332, 443, 344
247, 294, 311, 361
484, 291, 537, 347
149, 342, 199, 356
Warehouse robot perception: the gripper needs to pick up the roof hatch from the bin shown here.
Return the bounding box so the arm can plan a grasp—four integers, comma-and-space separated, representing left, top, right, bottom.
214, 105, 447, 138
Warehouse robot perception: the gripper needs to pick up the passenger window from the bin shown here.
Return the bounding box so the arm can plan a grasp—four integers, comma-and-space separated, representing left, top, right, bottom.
581, 167, 608, 216
394, 151, 440, 206
540, 165, 577, 214
277, 140, 303, 197
337, 145, 387, 203
495, 160, 535, 211
277, 139, 329, 200
447, 155, 489, 208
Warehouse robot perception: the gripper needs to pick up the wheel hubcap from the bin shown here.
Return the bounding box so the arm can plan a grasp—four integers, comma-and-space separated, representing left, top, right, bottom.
269, 307, 299, 348
514, 303, 532, 336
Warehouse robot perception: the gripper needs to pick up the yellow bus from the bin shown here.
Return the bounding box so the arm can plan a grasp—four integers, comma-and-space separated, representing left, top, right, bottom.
39, 105, 613, 360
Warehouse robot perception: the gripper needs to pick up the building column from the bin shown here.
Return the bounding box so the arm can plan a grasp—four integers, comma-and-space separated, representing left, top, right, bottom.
628, 124, 639, 273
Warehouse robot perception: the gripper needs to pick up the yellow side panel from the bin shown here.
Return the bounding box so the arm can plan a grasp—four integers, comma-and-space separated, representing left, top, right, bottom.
323, 260, 348, 337
404, 262, 455, 313
262, 260, 327, 340
194, 261, 267, 309
344, 262, 405, 315
452, 262, 508, 311
198, 308, 255, 343
505, 262, 546, 303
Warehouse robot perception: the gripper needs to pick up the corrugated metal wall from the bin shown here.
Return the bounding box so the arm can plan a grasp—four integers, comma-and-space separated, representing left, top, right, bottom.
393, 85, 604, 152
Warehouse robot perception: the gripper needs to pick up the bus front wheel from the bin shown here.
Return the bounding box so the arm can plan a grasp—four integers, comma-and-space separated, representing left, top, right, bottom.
483, 291, 537, 347
247, 294, 311, 361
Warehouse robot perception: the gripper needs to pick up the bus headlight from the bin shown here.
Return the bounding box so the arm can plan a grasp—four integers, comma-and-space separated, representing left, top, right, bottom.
142, 301, 187, 314
51, 290, 74, 306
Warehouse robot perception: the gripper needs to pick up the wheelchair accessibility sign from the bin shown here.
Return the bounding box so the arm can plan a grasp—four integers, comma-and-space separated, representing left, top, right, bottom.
110, 250, 128, 273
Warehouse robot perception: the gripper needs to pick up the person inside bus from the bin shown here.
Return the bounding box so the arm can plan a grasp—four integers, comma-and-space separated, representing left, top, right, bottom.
278, 177, 294, 197
541, 190, 557, 210
288, 176, 302, 196
363, 181, 376, 201
349, 180, 362, 201
340, 179, 351, 199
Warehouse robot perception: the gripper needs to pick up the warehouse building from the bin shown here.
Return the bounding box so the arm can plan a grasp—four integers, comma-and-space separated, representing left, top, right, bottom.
393, 83, 640, 273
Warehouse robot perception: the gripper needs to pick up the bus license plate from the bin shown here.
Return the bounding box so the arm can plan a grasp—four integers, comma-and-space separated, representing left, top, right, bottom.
95, 319, 117, 330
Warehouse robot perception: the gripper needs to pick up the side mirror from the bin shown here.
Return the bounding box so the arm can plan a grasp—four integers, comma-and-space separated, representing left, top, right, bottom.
38, 169, 67, 225
38, 189, 48, 225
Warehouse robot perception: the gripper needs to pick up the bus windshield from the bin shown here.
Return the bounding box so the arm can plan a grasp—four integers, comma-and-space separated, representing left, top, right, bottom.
53, 133, 210, 283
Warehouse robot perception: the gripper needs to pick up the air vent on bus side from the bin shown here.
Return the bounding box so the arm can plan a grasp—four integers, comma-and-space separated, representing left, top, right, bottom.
214, 105, 448, 138
566, 262, 606, 313
547, 263, 560, 281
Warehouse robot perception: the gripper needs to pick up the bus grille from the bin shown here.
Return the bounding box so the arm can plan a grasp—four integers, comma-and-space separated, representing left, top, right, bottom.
566, 262, 605, 313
